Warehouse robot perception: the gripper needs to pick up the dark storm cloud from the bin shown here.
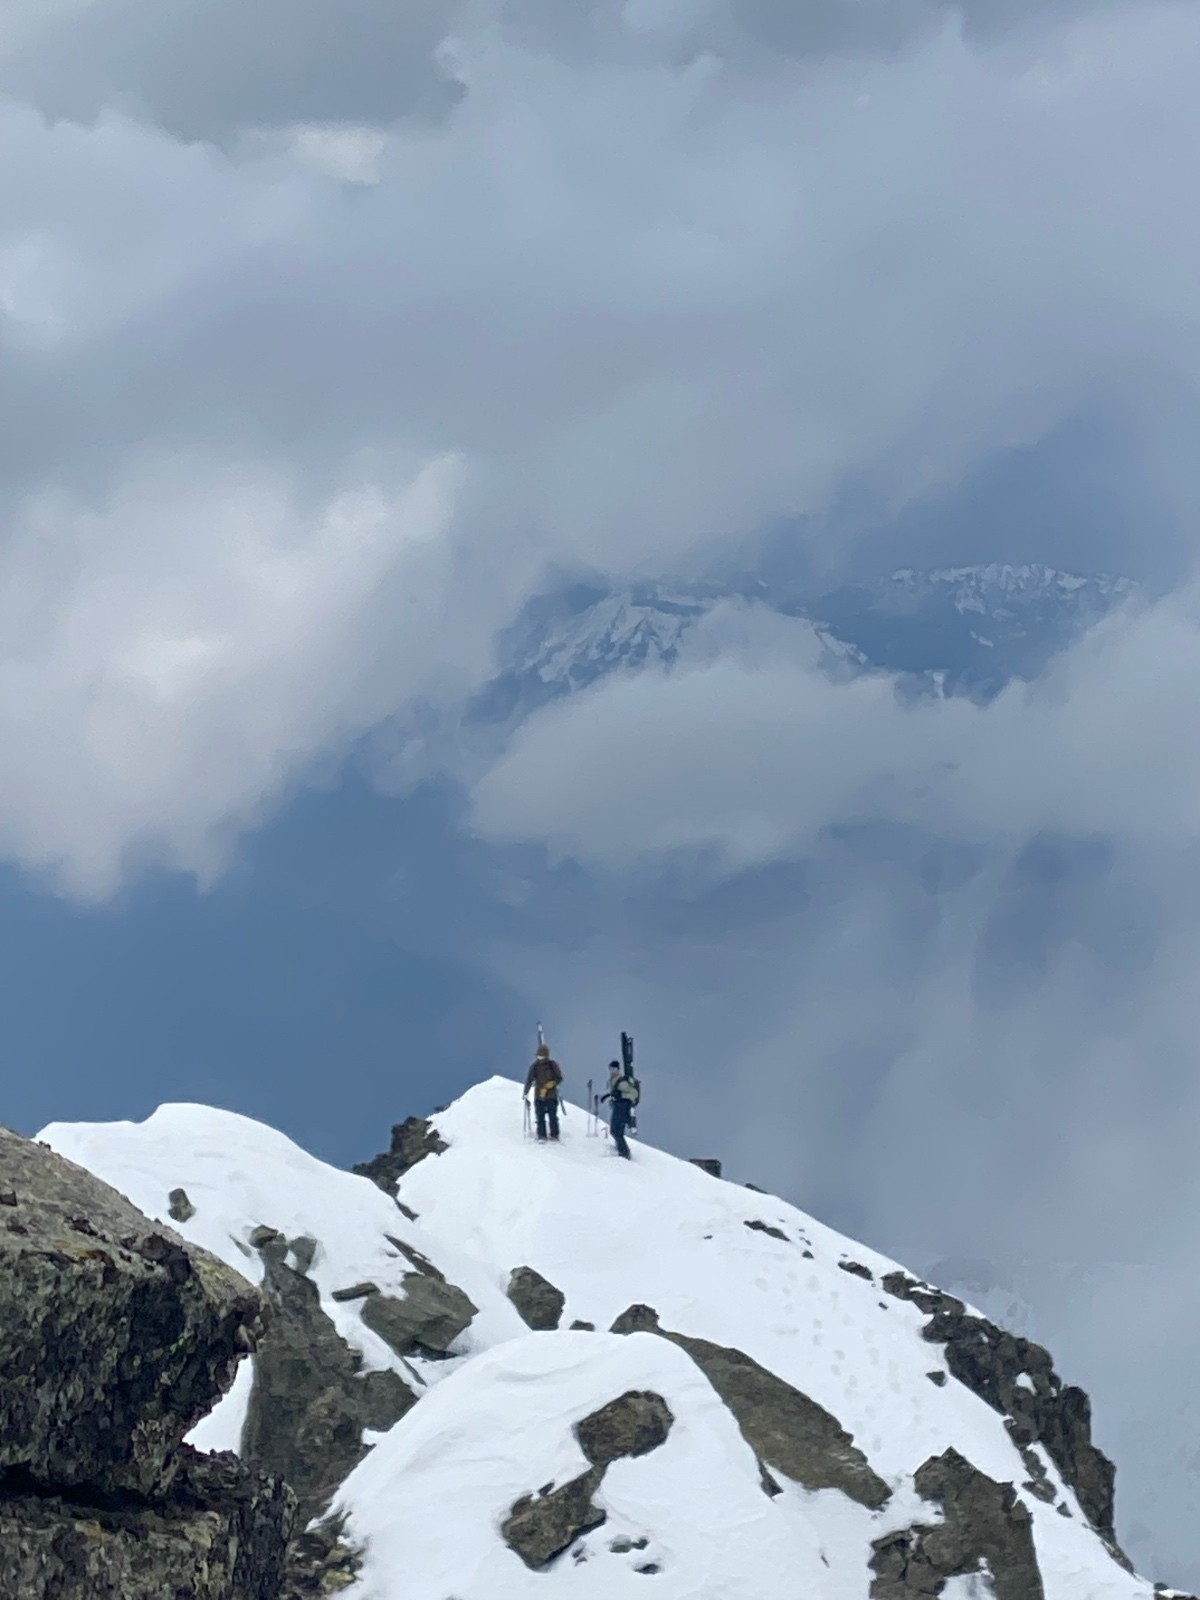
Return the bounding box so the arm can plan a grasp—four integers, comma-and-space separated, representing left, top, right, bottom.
0, 0, 1142, 146
0, 0, 468, 141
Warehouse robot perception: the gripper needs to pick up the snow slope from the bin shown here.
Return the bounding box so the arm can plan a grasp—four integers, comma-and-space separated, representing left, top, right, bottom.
40, 1100, 528, 1453
40, 1081, 1162, 1600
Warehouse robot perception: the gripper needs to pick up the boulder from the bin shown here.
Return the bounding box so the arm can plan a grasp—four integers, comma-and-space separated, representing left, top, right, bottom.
503, 1389, 675, 1569
610, 1303, 890, 1510
0, 1126, 265, 1500
353, 1118, 448, 1197
507, 1265, 566, 1331
0, 1449, 293, 1600
870, 1448, 1045, 1600
242, 1255, 415, 1521
690, 1159, 723, 1178
503, 1469, 606, 1569
361, 1271, 477, 1358
576, 1391, 673, 1467
168, 1188, 195, 1223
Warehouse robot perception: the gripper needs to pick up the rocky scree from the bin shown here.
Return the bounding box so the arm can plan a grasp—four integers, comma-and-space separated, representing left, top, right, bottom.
0, 1125, 293, 1600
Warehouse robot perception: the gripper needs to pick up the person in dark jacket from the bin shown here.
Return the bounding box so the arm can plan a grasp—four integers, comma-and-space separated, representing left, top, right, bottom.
524, 1042, 563, 1140
600, 1059, 639, 1159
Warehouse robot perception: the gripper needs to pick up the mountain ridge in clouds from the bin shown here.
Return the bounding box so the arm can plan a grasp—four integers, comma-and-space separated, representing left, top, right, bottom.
475, 560, 1139, 734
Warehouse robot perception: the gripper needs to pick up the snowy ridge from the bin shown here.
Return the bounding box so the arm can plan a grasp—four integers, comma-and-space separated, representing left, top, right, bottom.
884, 564, 1138, 618
40, 1079, 1165, 1600
471, 562, 1138, 735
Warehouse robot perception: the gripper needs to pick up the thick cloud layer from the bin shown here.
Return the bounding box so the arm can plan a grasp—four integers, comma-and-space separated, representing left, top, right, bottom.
3, 4, 1200, 885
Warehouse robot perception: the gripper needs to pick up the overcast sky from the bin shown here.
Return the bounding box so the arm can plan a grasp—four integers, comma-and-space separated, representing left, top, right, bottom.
3, 0, 1200, 1585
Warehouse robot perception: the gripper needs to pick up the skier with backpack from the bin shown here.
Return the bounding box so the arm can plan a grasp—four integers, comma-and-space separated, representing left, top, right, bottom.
600, 1034, 640, 1159
524, 1040, 564, 1141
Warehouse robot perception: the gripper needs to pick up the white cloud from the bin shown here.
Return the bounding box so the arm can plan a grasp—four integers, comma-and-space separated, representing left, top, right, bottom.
473, 585, 1200, 868
2, 3, 1200, 887
0, 450, 473, 897
289, 124, 387, 185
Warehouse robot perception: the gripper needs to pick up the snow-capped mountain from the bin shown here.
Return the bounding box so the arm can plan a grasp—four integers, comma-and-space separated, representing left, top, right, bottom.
39, 1079, 1188, 1600
813, 564, 1139, 686
471, 563, 1139, 734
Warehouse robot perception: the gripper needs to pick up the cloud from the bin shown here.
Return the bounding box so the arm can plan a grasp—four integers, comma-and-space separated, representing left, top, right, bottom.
0, 0, 468, 142
0, 450, 482, 897
3, 3, 1200, 885
472, 586, 1200, 868
288, 126, 388, 186
0, 0, 1128, 145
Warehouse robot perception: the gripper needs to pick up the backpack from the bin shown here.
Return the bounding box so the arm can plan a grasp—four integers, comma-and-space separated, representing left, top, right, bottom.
618, 1075, 641, 1107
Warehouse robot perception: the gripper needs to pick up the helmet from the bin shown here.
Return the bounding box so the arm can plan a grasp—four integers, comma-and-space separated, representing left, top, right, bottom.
536, 1042, 550, 1060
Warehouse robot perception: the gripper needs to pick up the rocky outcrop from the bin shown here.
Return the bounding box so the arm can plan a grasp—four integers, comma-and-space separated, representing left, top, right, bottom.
503, 1390, 675, 1569
353, 1117, 448, 1198
360, 1271, 477, 1359
507, 1265, 566, 1330
576, 1391, 674, 1467
870, 1448, 1044, 1600
882, 1271, 1118, 1543
690, 1158, 723, 1178
242, 1249, 416, 1521
0, 1449, 294, 1600
0, 1125, 293, 1600
503, 1468, 607, 1569
279, 1513, 365, 1598
610, 1304, 890, 1510
0, 1126, 266, 1499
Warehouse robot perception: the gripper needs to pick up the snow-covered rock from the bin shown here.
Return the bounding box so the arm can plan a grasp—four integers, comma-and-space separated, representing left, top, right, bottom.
40, 1078, 1172, 1600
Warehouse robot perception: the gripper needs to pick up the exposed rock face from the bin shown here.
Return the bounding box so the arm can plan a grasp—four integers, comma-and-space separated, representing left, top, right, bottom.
690, 1158, 723, 1178
0, 1126, 293, 1600
279, 1513, 365, 1598
883, 1271, 1117, 1542
507, 1265, 566, 1331
0, 1449, 294, 1600
353, 1117, 448, 1197
503, 1390, 675, 1569
576, 1391, 674, 1467
360, 1271, 477, 1359
870, 1448, 1045, 1600
242, 1251, 416, 1520
168, 1187, 196, 1223
0, 1126, 265, 1500
610, 1304, 890, 1510
503, 1469, 607, 1569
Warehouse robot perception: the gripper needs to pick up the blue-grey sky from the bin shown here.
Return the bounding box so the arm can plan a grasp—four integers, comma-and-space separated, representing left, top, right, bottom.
3, 0, 1200, 1586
